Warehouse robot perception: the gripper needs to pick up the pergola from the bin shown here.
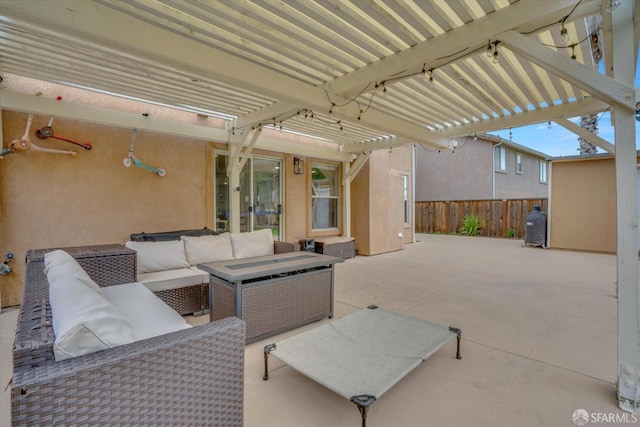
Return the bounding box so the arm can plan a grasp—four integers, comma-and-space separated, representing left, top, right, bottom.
0, 0, 637, 412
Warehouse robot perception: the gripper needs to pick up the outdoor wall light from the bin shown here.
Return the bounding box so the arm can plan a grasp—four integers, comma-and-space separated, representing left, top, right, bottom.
294, 157, 304, 174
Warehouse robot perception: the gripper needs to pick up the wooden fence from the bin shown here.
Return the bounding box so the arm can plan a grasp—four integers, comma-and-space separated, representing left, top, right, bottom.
415, 198, 548, 238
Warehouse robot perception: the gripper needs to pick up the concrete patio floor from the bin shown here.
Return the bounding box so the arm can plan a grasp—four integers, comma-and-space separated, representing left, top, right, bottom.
0, 233, 636, 426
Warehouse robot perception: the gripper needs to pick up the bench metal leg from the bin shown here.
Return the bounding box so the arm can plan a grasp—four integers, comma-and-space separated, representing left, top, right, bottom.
449, 327, 462, 359
263, 344, 276, 380
351, 395, 376, 427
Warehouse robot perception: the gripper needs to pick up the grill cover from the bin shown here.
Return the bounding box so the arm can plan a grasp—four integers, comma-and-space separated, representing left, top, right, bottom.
524, 206, 546, 247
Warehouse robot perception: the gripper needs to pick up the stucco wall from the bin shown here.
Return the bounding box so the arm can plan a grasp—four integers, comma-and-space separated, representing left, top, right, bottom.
351, 161, 370, 255
283, 153, 309, 243
352, 148, 410, 255
0, 111, 210, 306
415, 138, 492, 201
549, 157, 616, 253
495, 148, 548, 199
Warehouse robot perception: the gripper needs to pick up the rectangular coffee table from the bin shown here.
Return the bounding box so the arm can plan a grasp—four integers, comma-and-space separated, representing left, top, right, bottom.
198, 252, 344, 343
263, 305, 461, 426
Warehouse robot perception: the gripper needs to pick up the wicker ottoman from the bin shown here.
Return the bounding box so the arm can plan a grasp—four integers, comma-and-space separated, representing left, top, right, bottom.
314, 237, 355, 259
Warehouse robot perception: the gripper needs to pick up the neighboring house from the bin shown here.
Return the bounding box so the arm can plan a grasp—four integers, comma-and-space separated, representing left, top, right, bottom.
548, 152, 640, 253
415, 134, 549, 201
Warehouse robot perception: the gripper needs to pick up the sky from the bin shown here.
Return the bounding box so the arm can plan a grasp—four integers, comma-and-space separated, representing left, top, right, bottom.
489, 59, 639, 158
489, 111, 639, 158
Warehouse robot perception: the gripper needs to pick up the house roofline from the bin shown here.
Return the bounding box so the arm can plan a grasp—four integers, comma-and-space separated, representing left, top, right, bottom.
548, 150, 640, 163
475, 133, 550, 159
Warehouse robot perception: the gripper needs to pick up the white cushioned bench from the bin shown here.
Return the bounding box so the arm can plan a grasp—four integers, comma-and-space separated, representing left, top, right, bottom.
125, 228, 298, 315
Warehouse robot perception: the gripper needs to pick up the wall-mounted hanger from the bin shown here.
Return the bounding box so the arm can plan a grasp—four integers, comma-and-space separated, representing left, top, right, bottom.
122, 129, 166, 176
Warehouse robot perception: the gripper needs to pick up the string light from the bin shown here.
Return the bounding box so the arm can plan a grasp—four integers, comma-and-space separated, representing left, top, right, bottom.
606, 0, 621, 12
234, 1, 597, 138
560, 24, 570, 46
547, 120, 552, 129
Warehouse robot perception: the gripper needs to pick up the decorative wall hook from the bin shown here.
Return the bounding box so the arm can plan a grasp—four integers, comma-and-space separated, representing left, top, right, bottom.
122, 129, 166, 177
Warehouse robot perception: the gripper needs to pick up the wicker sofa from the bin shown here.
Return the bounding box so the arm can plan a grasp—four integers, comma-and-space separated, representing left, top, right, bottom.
11, 244, 246, 427
127, 228, 298, 316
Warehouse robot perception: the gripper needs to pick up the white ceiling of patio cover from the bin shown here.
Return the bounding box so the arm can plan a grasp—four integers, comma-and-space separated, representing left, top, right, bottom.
0, 0, 616, 152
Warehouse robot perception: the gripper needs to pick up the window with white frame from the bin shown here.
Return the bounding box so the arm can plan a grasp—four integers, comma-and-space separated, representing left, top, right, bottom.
311, 163, 339, 229
539, 161, 548, 183
495, 145, 506, 172
516, 153, 522, 174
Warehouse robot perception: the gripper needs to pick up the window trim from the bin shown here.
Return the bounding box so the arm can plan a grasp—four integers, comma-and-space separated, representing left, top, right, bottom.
539, 160, 548, 183
516, 152, 523, 175
495, 145, 507, 173
311, 162, 340, 231
402, 174, 410, 226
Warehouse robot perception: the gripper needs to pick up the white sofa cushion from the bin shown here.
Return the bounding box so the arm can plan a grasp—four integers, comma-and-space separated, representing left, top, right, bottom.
125, 240, 190, 273
102, 282, 191, 340
49, 276, 136, 361
230, 229, 274, 259
137, 268, 206, 292
181, 233, 234, 265
44, 250, 104, 295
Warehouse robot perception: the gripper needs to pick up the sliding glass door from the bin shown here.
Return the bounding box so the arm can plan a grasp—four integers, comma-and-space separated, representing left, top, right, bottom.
215, 152, 282, 239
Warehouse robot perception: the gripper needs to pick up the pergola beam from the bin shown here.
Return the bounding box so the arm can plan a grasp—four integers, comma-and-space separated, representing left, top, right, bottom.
341, 136, 449, 154
439, 97, 609, 138
499, 30, 635, 110
237, 129, 261, 174
553, 118, 615, 154
342, 151, 372, 186
0, 89, 352, 163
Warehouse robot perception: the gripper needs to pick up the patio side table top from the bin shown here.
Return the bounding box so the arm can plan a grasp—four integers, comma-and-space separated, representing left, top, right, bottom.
198, 251, 344, 282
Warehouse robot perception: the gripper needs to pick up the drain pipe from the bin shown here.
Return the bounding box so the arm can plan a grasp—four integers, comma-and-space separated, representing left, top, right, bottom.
412, 144, 417, 243
492, 140, 502, 199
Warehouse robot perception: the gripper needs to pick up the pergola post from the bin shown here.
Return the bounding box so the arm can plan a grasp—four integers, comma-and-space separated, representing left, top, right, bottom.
343, 160, 351, 238
612, 0, 639, 413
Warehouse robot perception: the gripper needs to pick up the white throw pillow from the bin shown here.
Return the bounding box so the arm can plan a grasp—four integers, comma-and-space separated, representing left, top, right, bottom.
49, 276, 136, 361
181, 233, 234, 265
44, 250, 104, 295
125, 240, 190, 273
230, 229, 274, 259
